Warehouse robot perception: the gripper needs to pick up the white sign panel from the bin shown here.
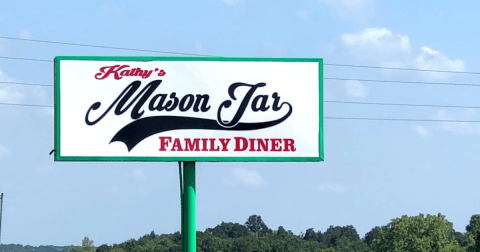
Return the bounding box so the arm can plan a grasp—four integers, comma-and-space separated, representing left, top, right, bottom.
54, 57, 323, 162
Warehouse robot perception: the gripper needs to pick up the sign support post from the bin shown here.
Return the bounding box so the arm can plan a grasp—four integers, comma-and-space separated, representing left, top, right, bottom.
0, 193, 3, 249
182, 161, 196, 251
178, 162, 185, 252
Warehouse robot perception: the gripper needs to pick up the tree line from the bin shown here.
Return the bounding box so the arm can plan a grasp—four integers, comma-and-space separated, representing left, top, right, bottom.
1, 213, 479, 252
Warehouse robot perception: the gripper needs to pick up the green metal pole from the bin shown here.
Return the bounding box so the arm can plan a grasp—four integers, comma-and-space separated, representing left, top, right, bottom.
183, 161, 196, 252
0, 193, 3, 252
178, 162, 184, 252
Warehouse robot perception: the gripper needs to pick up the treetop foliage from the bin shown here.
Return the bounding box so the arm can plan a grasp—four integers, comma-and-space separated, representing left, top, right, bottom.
2, 213, 479, 252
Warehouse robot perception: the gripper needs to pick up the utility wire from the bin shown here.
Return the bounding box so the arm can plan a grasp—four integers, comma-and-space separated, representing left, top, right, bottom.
0, 81, 52, 87
1, 35, 480, 75
324, 101, 480, 109
2, 81, 480, 109
5, 77, 480, 88
0, 56, 51, 62
5, 78, 480, 88
325, 77, 480, 87
0, 102, 478, 124
324, 117, 480, 123
0, 102, 52, 108
0, 101, 477, 123
324, 64, 480, 75
0, 35, 211, 57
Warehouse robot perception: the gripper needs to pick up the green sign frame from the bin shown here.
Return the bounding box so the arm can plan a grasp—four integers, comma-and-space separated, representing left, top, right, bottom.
54, 56, 324, 162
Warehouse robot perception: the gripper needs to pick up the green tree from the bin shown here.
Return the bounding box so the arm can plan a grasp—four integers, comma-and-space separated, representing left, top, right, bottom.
120, 239, 135, 251
69, 247, 84, 252
323, 225, 362, 250
230, 234, 270, 252
95, 245, 109, 252
245, 215, 270, 236
206, 221, 250, 239
371, 213, 465, 252
277, 226, 288, 239
109, 248, 126, 252
197, 232, 228, 252
170, 231, 182, 245
69, 236, 95, 252
318, 248, 336, 252
82, 237, 94, 249
466, 215, 480, 252
304, 228, 317, 241
149, 231, 156, 239
451, 232, 470, 248
364, 226, 382, 247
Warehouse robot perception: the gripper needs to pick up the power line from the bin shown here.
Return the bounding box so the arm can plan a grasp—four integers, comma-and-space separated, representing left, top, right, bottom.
1, 101, 478, 123
324, 117, 480, 123
325, 77, 480, 87
324, 63, 480, 75
0, 56, 51, 62
0, 90, 479, 110
0, 100, 474, 123
0, 35, 211, 57
4, 77, 480, 88
0, 81, 52, 87
324, 101, 480, 109
1, 35, 480, 75
0, 102, 478, 123
0, 102, 52, 108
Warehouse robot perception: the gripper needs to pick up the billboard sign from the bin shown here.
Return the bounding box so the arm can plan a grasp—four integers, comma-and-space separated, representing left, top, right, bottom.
54, 57, 323, 162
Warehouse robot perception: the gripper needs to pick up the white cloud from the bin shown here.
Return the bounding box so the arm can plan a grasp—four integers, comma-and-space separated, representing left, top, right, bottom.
341, 28, 465, 80
0, 71, 52, 115
342, 28, 411, 55
0, 144, 11, 157
0, 70, 24, 104
0, 86, 24, 103
221, 0, 243, 5
434, 110, 480, 135
319, 0, 374, 22
0, 70, 13, 82
0, 70, 54, 116
131, 169, 146, 180
344, 80, 368, 98
317, 184, 347, 193
296, 10, 310, 20
19, 29, 33, 39
414, 125, 430, 138
414, 46, 466, 80
225, 168, 266, 187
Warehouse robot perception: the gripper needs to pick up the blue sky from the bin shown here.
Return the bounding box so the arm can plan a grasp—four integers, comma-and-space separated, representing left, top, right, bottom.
1, 0, 480, 246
